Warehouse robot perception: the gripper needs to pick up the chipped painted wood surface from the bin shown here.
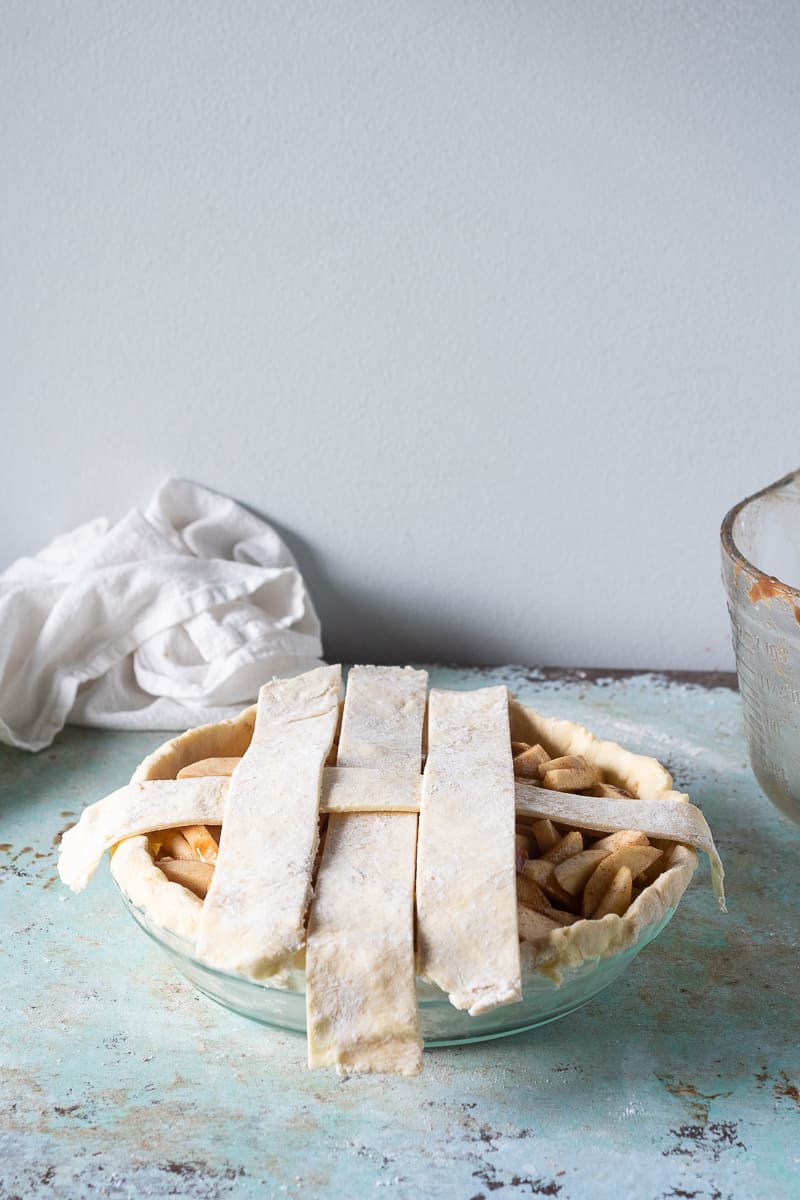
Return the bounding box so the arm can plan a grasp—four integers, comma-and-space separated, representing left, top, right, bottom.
1, 667, 798, 1199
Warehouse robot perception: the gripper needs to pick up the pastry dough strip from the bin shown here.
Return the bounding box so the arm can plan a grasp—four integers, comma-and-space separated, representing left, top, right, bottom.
195, 664, 340, 982
514, 782, 726, 909
58, 777, 228, 892
416, 685, 522, 1016
305, 666, 427, 1075
60, 773, 724, 910
62, 768, 724, 916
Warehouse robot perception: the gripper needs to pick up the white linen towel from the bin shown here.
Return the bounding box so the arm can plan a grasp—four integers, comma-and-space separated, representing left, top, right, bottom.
0, 479, 324, 752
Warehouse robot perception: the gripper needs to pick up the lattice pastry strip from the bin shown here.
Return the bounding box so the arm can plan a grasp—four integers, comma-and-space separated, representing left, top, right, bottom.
416, 685, 521, 1015
195, 663, 340, 983
305, 665, 427, 1074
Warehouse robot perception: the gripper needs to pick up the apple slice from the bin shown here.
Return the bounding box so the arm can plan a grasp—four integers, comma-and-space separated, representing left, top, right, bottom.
554, 848, 612, 896
583, 845, 662, 917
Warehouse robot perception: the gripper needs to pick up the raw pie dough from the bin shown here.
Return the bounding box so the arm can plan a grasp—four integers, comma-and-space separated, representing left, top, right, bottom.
196, 664, 339, 982
59, 666, 725, 1075
416, 685, 521, 1015
305, 666, 426, 1074
58, 777, 228, 893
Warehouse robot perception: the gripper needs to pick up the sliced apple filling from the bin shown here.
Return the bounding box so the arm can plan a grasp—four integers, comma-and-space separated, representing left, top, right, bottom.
510, 744, 672, 938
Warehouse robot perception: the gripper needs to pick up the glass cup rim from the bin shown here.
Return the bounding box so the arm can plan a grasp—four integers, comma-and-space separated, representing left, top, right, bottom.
720, 468, 800, 603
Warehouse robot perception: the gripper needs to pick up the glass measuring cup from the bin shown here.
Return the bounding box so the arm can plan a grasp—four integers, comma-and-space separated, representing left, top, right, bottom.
721, 469, 800, 823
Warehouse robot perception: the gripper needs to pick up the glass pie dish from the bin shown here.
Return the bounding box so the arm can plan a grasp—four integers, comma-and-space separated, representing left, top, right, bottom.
117, 882, 678, 1045
97, 681, 707, 1055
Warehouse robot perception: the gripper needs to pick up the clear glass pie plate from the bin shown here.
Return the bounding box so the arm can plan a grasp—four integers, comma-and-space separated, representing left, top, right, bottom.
117, 886, 677, 1047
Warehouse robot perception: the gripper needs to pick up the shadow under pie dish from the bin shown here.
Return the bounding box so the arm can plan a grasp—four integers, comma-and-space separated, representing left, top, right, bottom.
59, 665, 725, 1075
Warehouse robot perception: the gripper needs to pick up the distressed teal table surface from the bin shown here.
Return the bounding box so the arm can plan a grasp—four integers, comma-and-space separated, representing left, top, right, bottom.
2, 667, 798, 1200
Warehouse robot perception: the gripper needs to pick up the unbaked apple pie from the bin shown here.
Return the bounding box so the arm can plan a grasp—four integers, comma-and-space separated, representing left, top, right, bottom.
59, 665, 724, 1076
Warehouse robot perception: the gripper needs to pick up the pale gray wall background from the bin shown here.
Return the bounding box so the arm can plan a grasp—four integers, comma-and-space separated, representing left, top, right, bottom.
2, 1, 799, 669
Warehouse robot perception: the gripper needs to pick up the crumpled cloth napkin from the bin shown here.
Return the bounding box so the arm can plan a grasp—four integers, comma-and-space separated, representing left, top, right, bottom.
0, 479, 324, 752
